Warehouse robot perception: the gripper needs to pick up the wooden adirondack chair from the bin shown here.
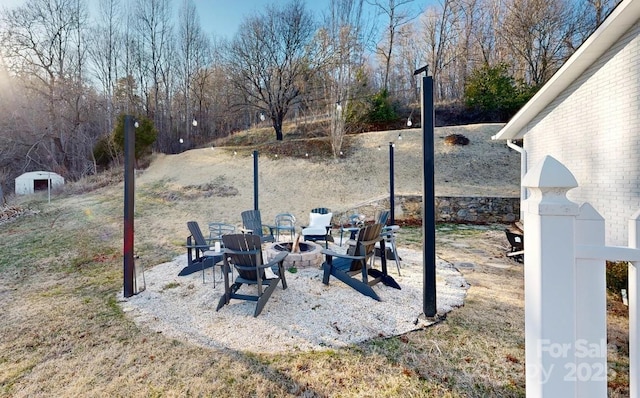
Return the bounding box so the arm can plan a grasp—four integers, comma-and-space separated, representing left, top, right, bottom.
322, 223, 401, 301
241, 210, 276, 243
216, 234, 288, 317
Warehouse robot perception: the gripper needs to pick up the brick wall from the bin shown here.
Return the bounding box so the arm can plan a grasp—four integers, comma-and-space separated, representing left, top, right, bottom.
522, 21, 640, 246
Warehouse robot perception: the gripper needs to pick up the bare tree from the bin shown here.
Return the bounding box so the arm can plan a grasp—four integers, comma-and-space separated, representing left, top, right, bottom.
501, 0, 577, 86
393, 22, 421, 103
368, 0, 417, 92
316, 0, 371, 157
88, 0, 124, 135
134, 0, 174, 150
176, 0, 210, 144
224, 0, 317, 141
419, 0, 460, 101
0, 0, 90, 177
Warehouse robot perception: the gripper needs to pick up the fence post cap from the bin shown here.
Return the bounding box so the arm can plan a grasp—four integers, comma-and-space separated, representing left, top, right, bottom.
522, 155, 578, 189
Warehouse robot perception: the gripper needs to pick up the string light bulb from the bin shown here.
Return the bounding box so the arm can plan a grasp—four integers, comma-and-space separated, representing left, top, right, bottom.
192, 118, 198, 127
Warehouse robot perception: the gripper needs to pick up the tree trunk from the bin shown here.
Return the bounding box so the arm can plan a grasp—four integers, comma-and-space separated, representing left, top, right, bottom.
273, 117, 284, 141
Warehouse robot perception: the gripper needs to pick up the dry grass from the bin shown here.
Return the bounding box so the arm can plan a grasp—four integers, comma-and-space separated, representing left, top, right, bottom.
0, 124, 629, 397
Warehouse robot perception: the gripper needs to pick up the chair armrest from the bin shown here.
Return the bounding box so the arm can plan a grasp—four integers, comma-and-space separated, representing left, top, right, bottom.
222, 247, 261, 256
240, 227, 253, 234
321, 248, 365, 261
263, 251, 288, 267
186, 243, 212, 249
380, 225, 398, 238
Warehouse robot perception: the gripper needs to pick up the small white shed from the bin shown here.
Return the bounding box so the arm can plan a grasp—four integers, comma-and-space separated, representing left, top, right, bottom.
15, 171, 65, 195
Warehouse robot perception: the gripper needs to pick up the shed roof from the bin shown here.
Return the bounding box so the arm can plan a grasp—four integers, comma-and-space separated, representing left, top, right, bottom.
492, 0, 640, 140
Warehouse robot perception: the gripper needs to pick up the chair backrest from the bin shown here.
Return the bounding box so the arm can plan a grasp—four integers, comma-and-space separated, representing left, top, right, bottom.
376, 210, 390, 226
505, 229, 524, 251
222, 234, 264, 280
208, 222, 235, 242
275, 213, 295, 228
308, 212, 332, 228
241, 210, 265, 236
346, 223, 383, 269
311, 207, 330, 214
187, 221, 208, 254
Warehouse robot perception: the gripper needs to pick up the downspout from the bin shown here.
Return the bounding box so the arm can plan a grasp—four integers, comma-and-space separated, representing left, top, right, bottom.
506, 139, 527, 221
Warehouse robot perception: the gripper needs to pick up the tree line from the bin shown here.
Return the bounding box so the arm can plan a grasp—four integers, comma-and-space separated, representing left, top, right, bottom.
0, 0, 618, 189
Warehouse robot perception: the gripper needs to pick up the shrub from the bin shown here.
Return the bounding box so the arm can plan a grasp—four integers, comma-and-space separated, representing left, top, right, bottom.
606, 261, 628, 296
444, 134, 470, 146
367, 89, 397, 123
112, 114, 158, 162
464, 63, 536, 122
93, 135, 118, 168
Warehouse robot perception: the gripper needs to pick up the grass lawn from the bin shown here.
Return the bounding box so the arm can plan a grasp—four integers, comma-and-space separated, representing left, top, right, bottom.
0, 123, 629, 396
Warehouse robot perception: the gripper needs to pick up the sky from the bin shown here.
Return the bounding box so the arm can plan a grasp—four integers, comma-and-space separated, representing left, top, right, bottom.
192, 0, 335, 38
2, 0, 429, 40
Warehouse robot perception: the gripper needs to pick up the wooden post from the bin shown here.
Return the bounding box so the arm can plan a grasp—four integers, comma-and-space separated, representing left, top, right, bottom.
522, 155, 579, 396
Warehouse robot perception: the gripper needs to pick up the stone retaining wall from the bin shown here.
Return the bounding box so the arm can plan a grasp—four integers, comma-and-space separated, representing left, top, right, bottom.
337, 195, 520, 225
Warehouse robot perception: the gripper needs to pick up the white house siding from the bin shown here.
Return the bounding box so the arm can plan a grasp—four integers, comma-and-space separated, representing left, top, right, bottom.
521, 22, 640, 246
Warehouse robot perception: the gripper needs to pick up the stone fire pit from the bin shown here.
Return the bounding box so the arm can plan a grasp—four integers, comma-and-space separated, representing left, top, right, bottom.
264, 240, 323, 268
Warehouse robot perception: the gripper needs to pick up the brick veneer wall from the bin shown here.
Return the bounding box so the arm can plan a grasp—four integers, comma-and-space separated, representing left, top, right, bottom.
521, 21, 640, 246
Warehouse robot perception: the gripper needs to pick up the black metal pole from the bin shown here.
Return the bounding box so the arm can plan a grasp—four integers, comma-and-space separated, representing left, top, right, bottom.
123, 115, 135, 298
422, 75, 437, 317
253, 150, 259, 211
389, 142, 395, 225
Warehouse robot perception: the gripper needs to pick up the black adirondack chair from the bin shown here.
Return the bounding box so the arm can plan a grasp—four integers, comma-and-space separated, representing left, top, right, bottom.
241, 210, 276, 243
185, 221, 224, 283
322, 223, 401, 301
216, 234, 288, 317
505, 229, 524, 263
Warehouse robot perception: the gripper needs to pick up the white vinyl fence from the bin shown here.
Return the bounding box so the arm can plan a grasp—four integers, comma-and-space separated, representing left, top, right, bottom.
522, 155, 638, 397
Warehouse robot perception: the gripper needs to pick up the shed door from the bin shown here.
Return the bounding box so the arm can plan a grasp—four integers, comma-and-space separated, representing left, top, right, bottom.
34, 179, 50, 191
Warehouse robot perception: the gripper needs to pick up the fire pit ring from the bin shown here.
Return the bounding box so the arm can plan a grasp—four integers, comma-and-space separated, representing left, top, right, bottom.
264, 241, 323, 269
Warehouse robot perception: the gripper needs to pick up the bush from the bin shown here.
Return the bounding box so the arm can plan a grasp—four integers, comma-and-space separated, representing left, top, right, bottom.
464, 63, 537, 122
444, 134, 470, 146
606, 261, 628, 296
112, 114, 158, 162
367, 89, 397, 123
93, 135, 117, 168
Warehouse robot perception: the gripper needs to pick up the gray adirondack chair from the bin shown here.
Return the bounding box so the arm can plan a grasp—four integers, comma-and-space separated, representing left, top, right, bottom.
321, 223, 400, 301
241, 210, 276, 243
216, 234, 288, 317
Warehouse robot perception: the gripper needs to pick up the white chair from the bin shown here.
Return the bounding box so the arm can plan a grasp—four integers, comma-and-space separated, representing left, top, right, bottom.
301, 212, 333, 248
377, 225, 401, 275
